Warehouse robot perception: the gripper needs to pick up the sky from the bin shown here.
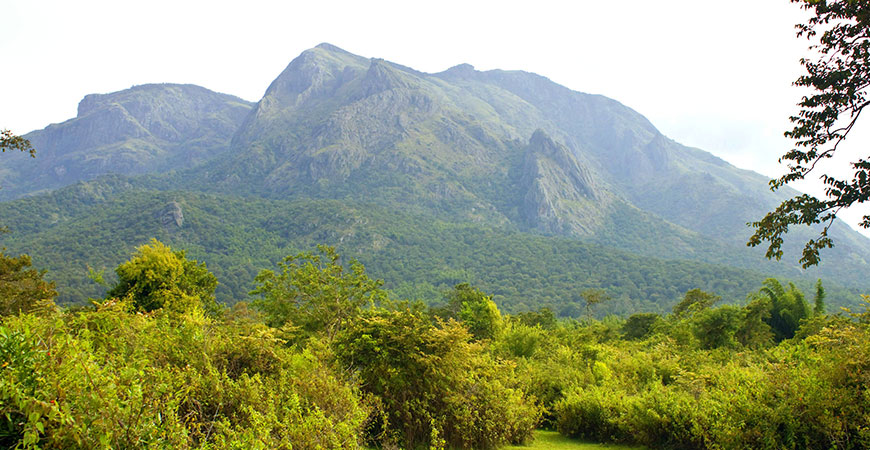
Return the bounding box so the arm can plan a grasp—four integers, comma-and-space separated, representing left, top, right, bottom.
1, 0, 868, 235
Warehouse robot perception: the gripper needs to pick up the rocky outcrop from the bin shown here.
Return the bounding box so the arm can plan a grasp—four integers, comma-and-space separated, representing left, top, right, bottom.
1, 84, 253, 200
155, 201, 184, 230
519, 130, 607, 235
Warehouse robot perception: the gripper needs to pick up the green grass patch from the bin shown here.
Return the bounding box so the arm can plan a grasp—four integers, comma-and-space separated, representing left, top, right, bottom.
505, 430, 643, 450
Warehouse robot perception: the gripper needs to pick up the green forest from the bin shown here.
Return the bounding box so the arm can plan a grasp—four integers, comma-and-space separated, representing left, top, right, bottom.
2, 241, 868, 449
0, 183, 862, 317
3, 2, 870, 448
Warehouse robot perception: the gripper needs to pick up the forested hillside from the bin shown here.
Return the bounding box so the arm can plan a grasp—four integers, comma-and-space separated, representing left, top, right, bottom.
2, 242, 868, 449
2, 44, 868, 302
0, 177, 862, 315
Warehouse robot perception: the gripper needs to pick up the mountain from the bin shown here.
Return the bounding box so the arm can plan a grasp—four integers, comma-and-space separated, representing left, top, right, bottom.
0, 84, 253, 199
1, 44, 868, 312
189, 43, 869, 284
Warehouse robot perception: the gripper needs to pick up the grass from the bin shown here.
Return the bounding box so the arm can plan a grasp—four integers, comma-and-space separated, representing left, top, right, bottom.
504, 430, 643, 450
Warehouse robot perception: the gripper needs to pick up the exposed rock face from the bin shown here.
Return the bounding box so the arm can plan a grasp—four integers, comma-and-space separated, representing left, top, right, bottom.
0, 84, 253, 200
155, 201, 184, 230
217, 45, 515, 224
3, 43, 869, 288
201, 44, 870, 276
519, 130, 607, 235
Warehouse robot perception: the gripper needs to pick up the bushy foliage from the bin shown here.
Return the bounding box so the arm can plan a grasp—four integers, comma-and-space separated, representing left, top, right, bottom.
0, 304, 368, 449
0, 251, 57, 317
4, 238, 868, 450
251, 245, 386, 339
333, 308, 540, 449
672, 288, 719, 318
621, 312, 662, 340
754, 278, 812, 341
525, 281, 870, 449
108, 239, 219, 316
434, 283, 504, 341
693, 305, 741, 349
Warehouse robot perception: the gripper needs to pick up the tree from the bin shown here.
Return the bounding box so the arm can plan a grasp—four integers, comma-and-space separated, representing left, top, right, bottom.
333, 307, 539, 449
694, 306, 742, 349
434, 283, 504, 341
0, 251, 56, 316
736, 297, 774, 349
580, 288, 611, 318
514, 307, 557, 330
750, 0, 870, 267
752, 278, 811, 341
0, 129, 34, 157
108, 239, 219, 316
813, 278, 826, 316
250, 245, 386, 338
672, 288, 720, 318
622, 312, 662, 340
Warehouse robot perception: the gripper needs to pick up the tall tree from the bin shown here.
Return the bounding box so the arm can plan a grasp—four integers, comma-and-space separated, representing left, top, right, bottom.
250, 245, 386, 338
333, 307, 538, 449
736, 297, 774, 349
108, 239, 219, 316
0, 251, 57, 316
813, 278, 827, 316
754, 278, 811, 341
580, 288, 611, 318
672, 288, 720, 318
435, 283, 504, 341
750, 0, 870, 267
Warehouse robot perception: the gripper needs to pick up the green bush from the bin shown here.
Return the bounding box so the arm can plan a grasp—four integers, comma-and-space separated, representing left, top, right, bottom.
334, 308, 540, 449
554, 386, 624, 442
0, 305, 368, 449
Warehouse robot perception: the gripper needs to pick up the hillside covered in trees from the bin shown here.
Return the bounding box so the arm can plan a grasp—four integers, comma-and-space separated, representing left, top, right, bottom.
1, 242, 868, 449
2, 34, 870, 449
2, 44, 870, 315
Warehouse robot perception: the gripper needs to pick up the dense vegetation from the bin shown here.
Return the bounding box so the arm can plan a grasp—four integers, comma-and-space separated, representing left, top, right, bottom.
0, 183, 863, 316
6, 42, 870, 295
2, 242, 869, 449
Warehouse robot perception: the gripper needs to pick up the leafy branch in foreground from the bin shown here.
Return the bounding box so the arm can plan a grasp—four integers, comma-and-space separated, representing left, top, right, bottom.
1, 129, 35, 232
750, 0, 870, 267
0, 129, 35, 157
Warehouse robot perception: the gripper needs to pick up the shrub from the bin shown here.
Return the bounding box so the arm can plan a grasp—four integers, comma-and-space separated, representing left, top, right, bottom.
334, 308, 540, 449
0, 305, 368, 449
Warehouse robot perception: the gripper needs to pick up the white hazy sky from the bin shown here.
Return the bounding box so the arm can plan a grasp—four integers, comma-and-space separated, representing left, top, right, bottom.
1, 0, 868, 235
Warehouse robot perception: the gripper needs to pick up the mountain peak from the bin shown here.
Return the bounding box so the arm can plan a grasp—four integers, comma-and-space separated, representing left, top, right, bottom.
529, 128, 553, 146
361, 58, 415, 94
77, 83, 193, 118
260, 45, 368, 105
314, 42, 350, 53
437, 63, 478, 80
2, 84, 252, 200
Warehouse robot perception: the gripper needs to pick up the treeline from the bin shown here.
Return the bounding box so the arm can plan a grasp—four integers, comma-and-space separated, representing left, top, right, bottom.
1, 242, 539, 449
2, 241, 869, 449
1, 188, 861, 314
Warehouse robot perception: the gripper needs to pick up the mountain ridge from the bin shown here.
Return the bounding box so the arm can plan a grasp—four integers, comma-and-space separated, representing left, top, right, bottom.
1, 43, 868, 310
0, 83, 253, 200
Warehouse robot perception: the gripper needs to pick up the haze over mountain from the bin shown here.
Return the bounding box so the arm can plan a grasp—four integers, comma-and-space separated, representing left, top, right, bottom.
0, 84, 252, 199
1, 43, 867, 310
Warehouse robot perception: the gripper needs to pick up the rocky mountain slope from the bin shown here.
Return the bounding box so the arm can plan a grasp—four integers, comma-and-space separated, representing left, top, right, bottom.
0, 84, 252, 199
1, 44, 868, 309
188, 43, 869, 284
